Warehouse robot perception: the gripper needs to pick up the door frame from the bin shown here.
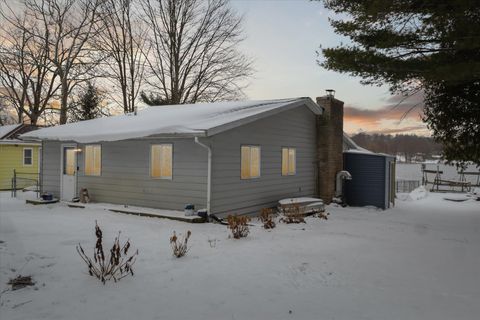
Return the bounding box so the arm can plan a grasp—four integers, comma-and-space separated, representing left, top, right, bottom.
60, 143, 78, 200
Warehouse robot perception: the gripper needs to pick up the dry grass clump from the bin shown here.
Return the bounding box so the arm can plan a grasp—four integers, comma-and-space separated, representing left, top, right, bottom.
317, 211, 329, 220
227, 215, 250, 239
76, 221, 138, 284
8, 275, 34, 290
170, 230, 191, 258
279, 203, 306, 224
259, 208, 276, 229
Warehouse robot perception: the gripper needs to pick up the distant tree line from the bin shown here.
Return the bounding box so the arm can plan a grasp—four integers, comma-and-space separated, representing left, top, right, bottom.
351, 133, 443, 163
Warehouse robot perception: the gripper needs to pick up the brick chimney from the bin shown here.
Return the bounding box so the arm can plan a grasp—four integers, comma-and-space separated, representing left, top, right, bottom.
316, 90, 344, 203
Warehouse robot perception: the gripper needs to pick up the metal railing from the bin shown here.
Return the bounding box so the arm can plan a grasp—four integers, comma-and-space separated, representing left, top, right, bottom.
11, 169, 40, 198
396, 180, 420, 193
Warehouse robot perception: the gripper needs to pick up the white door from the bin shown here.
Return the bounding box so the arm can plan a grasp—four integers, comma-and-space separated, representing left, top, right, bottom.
61, 145, 77, 201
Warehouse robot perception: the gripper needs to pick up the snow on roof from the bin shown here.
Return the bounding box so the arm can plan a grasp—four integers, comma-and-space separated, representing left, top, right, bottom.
0, 124, 21, 139
342, 132, 395, 158
343, 132, 373, 153
21, 98, 321, 143
344, 148, 396, 158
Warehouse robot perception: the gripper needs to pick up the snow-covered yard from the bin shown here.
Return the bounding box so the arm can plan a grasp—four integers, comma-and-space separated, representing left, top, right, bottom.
1, 191, 479, 320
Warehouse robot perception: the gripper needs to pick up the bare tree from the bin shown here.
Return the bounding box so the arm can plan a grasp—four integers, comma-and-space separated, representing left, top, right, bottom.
0, 98, 17, 125
140, 0, 252, 104
20, 0, 102, 124
94, 0, 149, 113
0, 9, 59, 125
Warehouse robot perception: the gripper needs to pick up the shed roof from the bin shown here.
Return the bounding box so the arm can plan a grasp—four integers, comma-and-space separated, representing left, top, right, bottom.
343, 132, 395, 159
21, 98, 321, 143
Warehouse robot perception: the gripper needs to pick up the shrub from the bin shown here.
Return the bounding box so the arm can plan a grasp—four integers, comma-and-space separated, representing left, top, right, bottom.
170, 230, 191, 258
259, 208, 276, 229
76, 221, 138, 284
279, 203, 306, 224
317, 211, 329, 220
227, 215, 250, 239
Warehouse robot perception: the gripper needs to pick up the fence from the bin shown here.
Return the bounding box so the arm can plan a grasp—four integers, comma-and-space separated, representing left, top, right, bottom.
11, 169, 40, 198
396, 180, 420, 193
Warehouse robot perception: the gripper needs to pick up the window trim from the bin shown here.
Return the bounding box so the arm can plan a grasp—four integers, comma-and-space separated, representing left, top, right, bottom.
23, 147, 33, 166
240, 144, 261, 180
150, 143, 173, 180
84, 144, 102, 176
281, 147, 297, 176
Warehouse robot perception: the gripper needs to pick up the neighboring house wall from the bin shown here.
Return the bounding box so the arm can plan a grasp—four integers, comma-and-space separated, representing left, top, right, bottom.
0, 144, 40, 190
41, 138, 208, 210
210, 105, 317, 216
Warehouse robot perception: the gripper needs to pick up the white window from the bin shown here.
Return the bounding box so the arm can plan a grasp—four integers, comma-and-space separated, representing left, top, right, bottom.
241, 145, 260, 179
282, 147, 296, 176
23, 148, 33, 166
151, 144, 173, 179
85, 145, 101, 176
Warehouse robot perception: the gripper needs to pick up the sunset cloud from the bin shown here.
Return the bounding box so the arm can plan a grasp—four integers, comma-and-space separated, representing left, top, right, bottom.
343, 92, 428, 135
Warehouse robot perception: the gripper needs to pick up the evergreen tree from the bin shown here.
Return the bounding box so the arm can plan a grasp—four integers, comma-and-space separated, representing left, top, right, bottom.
69, 82, 103, 122
139, 91, 169, 106
318, 0, 480, 164
424, 81, 480, 163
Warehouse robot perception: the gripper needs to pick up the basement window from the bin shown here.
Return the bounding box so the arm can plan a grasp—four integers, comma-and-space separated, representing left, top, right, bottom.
241, 145, 261, 179
85, 145, 101, 176
23, 148, 33, 166
282, 147, 296, 176
151, 144, 173, 179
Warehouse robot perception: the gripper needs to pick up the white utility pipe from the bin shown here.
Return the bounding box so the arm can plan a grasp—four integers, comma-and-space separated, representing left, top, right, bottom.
194, 137, 211, 213
335, 170, 352, 197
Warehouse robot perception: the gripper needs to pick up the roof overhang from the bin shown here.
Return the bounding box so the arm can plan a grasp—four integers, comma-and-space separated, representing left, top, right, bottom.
0, 139, 41, 146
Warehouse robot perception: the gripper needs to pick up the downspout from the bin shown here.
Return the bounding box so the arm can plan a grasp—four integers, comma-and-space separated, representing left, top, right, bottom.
335, 170, 352, 198
194, 136, 211, 214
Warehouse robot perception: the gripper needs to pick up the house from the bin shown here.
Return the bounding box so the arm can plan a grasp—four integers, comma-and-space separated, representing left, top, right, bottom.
342, 134, 396, 209
22, 96, 349, 216
0, 124, 41, 190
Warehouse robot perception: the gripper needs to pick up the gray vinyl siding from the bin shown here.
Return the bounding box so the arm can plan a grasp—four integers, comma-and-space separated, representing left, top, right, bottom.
41, 140, 62, 197
76, 139, 208, 211
343, 152, 387, 209
40, 138, 208, 211
210, 105, 317, 216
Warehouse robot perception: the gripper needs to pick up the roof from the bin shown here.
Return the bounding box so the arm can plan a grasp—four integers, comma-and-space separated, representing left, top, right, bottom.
21, 98, 322, 143
0, 124, 22, 139
343, 132, 395, 159
343, 132, 367, 151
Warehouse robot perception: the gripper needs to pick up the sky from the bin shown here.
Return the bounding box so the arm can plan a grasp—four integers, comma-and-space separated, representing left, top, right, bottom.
230, 0, 428, 136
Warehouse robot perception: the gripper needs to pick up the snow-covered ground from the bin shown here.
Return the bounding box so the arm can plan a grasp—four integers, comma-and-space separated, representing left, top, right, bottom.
1, 191, 479, 320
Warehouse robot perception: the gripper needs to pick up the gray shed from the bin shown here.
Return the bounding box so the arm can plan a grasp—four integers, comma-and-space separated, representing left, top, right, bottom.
343, 150, 396, 209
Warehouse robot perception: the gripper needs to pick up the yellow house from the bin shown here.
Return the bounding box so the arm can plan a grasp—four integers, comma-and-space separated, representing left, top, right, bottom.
0, 124, 41, 190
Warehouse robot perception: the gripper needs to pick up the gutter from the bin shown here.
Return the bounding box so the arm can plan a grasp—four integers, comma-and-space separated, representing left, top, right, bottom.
194, 136, 211, 214
0, 140, 41, 146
